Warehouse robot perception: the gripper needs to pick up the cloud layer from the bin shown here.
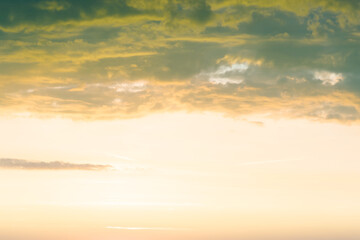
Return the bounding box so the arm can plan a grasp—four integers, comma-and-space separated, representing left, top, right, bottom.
1, 0, 360, 122
0, 158, 113, 170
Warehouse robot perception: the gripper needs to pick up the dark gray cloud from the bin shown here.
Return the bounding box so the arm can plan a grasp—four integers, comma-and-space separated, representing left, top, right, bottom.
0, 158, 113, 170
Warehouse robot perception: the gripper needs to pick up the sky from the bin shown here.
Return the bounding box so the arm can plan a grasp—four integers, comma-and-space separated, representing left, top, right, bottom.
0, 1, 360, 240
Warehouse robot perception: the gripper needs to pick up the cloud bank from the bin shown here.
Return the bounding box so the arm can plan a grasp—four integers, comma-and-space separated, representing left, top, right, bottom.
1, 0, 360, 122
0, 158, 113, 171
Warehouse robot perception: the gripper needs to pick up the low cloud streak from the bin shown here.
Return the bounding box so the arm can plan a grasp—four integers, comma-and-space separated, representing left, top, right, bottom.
0, 158, 113, 171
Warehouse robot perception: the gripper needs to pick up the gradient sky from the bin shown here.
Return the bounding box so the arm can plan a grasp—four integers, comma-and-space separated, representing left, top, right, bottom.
1, 1, 360, 240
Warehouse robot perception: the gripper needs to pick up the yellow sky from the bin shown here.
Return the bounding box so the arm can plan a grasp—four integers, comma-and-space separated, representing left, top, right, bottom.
1, 112, 360, 239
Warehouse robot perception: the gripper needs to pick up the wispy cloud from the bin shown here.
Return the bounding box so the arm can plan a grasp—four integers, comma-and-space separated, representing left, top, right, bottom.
0, 158, 113, 171
239, 159, 293, 166
105, 153, 133, 161
39, 201, 202, 207
106, 226, 190, 231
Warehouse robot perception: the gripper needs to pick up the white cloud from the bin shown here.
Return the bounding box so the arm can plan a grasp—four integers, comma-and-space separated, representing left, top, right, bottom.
206, 63, 248, 85
314, 71, 344, 85
214, 63, 249, 75
109, 81, 147, 93
209, 77, 243, 85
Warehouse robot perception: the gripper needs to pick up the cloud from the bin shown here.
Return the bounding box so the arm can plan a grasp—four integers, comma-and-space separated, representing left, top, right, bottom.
108, 81, 147, 93
314, 71, 344, 85
0, 0, 360, 123
205, 63, 249, 85
41, 201, 201, 207
105, 153, 133, 161
0, 158, 113, 171
36, 1, 71, 11
239, 159, 293, 166
214, 63, 249, 75
208, 77, 243, 85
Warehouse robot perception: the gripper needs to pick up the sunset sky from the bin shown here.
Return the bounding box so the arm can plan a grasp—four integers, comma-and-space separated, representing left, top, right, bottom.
1, 1, 360, 240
